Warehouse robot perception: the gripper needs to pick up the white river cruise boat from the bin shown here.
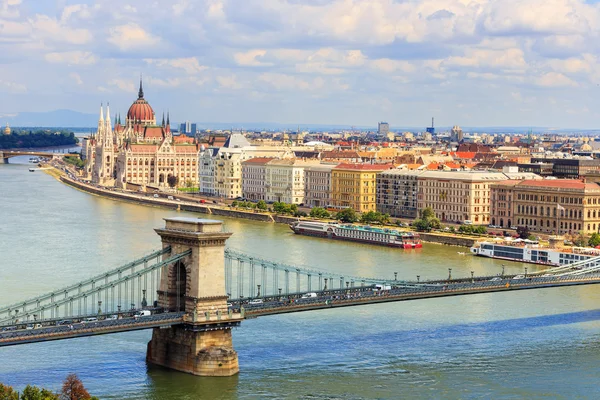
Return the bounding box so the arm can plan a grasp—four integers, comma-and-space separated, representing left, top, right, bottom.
470, 240, 600, 266
289, 221, 422, 249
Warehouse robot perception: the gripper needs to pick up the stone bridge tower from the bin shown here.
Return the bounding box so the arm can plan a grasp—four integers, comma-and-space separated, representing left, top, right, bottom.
146, 217, 243, 376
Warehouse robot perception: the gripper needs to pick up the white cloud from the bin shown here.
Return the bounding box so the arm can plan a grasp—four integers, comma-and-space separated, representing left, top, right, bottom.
0, 0, 21, 18
145, 57, 207, 74
536, 72, 578, 87
30, 14, 92, 44
216, 75, 243, 89
0, 79, 26, 93
108, 79, 135, 92
107, 23, 159, 51
233, 49, 272, 66
69, 72, 83, 85
45, 51, 97, 65
371, 58, 415, 73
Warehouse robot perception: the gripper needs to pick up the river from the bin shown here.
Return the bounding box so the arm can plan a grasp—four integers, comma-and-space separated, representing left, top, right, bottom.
1, 155, 600, 399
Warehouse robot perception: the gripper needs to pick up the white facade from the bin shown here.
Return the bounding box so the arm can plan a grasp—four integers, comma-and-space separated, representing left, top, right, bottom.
198, 134, 293, 198
241, 158, 272, 201
304, 164, 335, 208
265, 160, 318, 204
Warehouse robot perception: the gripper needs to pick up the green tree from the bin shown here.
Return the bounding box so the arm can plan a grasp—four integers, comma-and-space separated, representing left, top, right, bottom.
256, 200, 267, 210
231, 200, 238, 207
290, 204, 298, 214
516, 226, 530, 239
589, 232, 600, 247
0, 383, 18, 400
412, 207, 441, 231
335, 208, 359, 223
167, 175, 179, 188
309, 207, 330, 219
185, 179, 193, 188
21, 385, 59, 400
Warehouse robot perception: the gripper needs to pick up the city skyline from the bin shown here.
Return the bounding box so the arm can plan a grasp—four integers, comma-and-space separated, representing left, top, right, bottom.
3, 0, 600, 128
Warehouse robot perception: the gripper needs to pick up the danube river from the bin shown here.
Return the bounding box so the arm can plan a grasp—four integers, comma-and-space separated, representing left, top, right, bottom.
2, 157, 600, 399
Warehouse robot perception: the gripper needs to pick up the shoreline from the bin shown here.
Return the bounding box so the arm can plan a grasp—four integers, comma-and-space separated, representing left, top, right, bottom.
45, 166, 476, 247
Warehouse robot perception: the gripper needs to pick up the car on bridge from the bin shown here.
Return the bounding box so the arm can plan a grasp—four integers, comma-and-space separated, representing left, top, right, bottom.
248, 299, 263, 305
512, 275, 525, 280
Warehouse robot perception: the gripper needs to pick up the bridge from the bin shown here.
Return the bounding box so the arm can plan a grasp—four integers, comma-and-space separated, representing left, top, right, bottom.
3, 217, 600, 377
0, 150, 79, 164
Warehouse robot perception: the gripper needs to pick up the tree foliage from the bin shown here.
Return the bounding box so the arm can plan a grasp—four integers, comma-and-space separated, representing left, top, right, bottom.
167, 175, 179, 188
589, 232, 600, 247
335, 208, 359, 223
256, 200, 267, 210
0, 383, 18, 400
412, 207, 441, 232
21, 385, 59, 400
60, 374, 96, 400
360, 211, 390, 225
516, 226, 530, 239
458, 225, 487, 234
0, 130, 78, 150
309, 207, 330, 219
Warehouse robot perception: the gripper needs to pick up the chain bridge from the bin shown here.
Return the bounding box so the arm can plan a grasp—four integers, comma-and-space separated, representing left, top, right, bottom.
0, 150, 79, 164
3, 217, 600, 376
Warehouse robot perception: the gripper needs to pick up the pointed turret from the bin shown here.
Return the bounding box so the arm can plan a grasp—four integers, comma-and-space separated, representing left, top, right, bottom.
166, 111, 170, 126
138, 74, 144, 99
118, 113, 121, 125
99, 103, 104, 122
106, 103, 111, 125
162, 112, 165, 127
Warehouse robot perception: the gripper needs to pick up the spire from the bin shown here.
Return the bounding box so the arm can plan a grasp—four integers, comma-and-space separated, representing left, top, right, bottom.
99, 103, 104, 122
138, 74, 144, 98
162, 112, 165, 127
166, 111, 170, 126
118, 113, 121, 125
114, 113, 117, 126
106, 103, 111, 125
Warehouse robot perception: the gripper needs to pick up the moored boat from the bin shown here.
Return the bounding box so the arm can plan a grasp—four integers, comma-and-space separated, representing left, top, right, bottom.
470, 239, 600, 266
289, 221, 422, 249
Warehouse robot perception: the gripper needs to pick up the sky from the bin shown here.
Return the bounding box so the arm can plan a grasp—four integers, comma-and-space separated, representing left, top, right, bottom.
2, 0, 600, 129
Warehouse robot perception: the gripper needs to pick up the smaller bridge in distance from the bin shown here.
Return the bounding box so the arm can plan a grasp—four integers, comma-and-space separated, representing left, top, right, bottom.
0, 150, 79, 164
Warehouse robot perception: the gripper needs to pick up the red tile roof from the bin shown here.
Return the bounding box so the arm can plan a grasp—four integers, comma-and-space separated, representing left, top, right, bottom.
242, 157, 275, 165
333, 163, 392, 171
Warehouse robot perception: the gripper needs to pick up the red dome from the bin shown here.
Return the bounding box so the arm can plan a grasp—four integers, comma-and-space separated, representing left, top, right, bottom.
127, 98, 154, 122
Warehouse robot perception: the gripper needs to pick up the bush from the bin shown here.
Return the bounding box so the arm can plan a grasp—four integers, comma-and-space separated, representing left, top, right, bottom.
412, 207, 441, 232
256, 200, 267, 210
310, 207, 330, 219
335, 208, 359, 223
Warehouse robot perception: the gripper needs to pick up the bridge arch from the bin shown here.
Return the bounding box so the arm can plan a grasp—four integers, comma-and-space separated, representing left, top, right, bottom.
171, 260, 188, 312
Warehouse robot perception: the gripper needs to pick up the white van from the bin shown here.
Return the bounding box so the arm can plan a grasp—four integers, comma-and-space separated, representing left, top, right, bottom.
83, 317, 98, 323
301, 292, 317, 299
167, 196, 174, 200
134, 310, 151, 318
463, 220, 473, 225
248, 299, 263, 305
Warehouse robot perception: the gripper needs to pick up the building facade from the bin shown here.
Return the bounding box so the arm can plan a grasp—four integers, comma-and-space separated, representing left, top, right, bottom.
304, 164, 336, 208
199, 134, 292, 198
241, 157, 273, 201
417, 171, 508, 224
376, 169, 421, 218
330, 164, 391, 212
501, 180, 600, 235
84, 79, 199, 189
264, 159, 316, 204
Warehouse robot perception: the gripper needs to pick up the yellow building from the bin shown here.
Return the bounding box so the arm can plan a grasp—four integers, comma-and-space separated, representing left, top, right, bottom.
330, 163, 390, 212
500, 179, 600, 235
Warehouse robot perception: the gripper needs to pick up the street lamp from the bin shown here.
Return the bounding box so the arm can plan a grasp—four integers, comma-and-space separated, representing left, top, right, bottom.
501, 264, 505, 277
417, 275, 420, 283
448, 268, 452, 281
257, 285, 261, 298
394, 272, 398, 281
524, 267, 528, 279
471, 271, 474, 283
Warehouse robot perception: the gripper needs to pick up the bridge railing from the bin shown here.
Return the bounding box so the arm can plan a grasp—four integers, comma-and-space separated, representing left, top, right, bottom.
0, 248, 190, 326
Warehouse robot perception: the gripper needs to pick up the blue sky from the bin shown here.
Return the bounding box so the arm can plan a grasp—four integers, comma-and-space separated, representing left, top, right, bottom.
2, 0, 600, 128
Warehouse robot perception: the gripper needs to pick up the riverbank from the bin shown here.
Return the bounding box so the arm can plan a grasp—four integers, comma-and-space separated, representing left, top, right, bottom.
46, 165, 476, 247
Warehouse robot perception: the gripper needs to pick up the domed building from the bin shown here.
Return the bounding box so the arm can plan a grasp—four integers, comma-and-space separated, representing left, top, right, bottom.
85, 78, 199, 189
3, 123, 10, 135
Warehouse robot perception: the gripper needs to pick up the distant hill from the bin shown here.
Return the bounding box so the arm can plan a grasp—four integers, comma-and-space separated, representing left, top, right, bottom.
1, 109, 98, 128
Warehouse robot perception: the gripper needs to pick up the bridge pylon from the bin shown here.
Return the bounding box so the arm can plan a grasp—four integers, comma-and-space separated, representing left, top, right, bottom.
146, 217, 242, 376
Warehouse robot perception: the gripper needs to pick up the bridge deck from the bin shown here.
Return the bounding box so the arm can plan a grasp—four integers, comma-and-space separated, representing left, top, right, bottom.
0, 313, 185, 347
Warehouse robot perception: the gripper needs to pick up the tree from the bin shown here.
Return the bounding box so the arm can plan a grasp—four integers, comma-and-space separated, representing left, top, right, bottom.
0, 383, 18, 400
167, 175, 178, 188
21, 385, 59, 400
60, 374, 94, 400
309, 207, 330, 219
185, 179, 193, 188
412, 207, 441, 231
516, 226, 530, 239
231, 200, 238, 208
256, 200, 267, 210
335, 208, 359, 223
589, 232, 600, 247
